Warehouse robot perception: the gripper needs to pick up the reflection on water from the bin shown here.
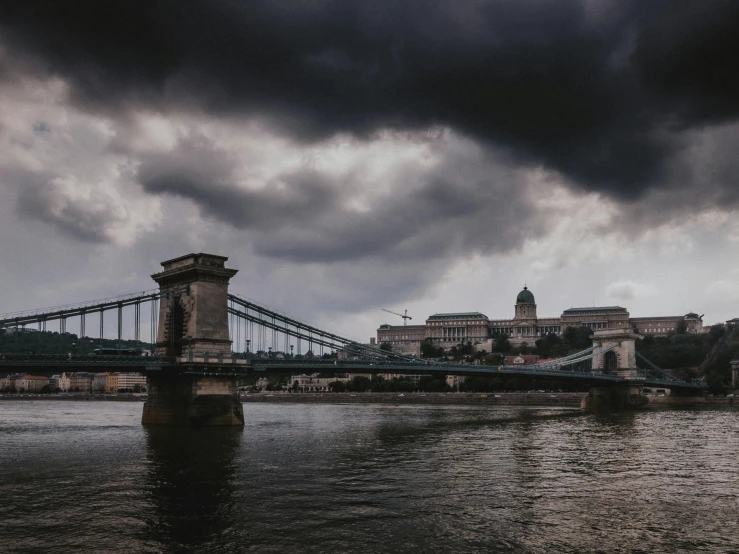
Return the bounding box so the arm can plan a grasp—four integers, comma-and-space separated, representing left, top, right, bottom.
1, 402, 739, 553
142, 428, 242, 552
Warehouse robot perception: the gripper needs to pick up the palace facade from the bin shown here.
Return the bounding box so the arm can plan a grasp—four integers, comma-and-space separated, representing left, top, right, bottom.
377, 286, 705, 356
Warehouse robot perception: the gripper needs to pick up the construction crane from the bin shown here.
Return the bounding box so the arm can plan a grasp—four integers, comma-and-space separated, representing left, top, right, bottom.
382, 308, 412, 326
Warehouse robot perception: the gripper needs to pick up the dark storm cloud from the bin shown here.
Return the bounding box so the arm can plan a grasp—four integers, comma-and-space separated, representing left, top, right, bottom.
136, 134, 541, 263
3, 0, 739, 201
609, 122, 739, 232
632, 2, 739, 124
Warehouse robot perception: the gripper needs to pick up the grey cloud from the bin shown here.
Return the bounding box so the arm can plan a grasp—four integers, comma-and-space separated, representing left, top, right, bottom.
135, 135, 545, 264
607, 122, 739, 233
136, 135, 341, 231
12, 171, 156, 246
605, 280, 645, 301
17, 178, 114, 243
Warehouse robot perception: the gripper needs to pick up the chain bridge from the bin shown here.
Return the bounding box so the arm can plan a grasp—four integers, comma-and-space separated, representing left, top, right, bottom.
0, 253, 702, 425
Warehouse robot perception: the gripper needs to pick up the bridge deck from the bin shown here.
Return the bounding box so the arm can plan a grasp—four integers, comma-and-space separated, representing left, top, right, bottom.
0, 355, 702, 389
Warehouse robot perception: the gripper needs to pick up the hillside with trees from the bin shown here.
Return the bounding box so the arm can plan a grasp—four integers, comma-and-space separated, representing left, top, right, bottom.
696, 325, 739, 392
0, 329, 152, 355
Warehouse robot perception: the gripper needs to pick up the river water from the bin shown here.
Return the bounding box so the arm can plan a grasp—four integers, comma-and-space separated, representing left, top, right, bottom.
1, 401, 738, 553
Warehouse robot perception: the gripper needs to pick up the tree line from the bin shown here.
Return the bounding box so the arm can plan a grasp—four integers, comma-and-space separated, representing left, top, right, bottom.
0, 329, 152, 355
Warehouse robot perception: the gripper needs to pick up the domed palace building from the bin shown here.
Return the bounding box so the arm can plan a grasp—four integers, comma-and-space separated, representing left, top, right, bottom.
376, 286, 706, 356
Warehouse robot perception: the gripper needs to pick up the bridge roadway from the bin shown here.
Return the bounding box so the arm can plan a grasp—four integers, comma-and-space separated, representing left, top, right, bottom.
249, 359, 702, 390
0, 355, 702, 390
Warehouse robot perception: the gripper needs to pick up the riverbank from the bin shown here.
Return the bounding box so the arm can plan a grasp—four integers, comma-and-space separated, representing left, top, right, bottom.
1, 392, 733, 408
647, 395, 736, 408
243, 392, 586, 406
243, 391, 737, 408
0, 394, 145, 401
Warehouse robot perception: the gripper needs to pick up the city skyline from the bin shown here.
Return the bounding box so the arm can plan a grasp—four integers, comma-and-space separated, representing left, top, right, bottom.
1, 1, 738, 344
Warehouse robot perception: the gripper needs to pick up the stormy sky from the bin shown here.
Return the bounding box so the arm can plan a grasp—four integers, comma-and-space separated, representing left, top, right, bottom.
1, 0, 738, 342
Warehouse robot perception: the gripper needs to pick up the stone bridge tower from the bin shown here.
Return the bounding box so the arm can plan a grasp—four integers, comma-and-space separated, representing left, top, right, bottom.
143, 253, 243, 427
585, 326, 647, 410
152, 253, 238, 359
591, 326, 643, 377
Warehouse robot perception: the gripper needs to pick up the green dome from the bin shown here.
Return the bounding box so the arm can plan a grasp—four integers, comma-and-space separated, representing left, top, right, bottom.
516, 286, 535, 304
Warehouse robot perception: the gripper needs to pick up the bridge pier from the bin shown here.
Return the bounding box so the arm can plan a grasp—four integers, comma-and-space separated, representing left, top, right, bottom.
581, 384, 648, 411
581, 327, 649, 410
143, 253, 244, 427
142, 371, 244, 427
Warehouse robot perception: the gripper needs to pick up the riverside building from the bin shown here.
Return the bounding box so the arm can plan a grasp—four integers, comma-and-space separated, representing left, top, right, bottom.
7, 375, 49, 392
377, 286, 706, 355
92, 373, 108, 393
117, 372, 147, 391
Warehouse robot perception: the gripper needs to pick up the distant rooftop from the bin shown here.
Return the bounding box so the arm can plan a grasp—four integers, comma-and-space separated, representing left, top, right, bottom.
428, 312, 488, 319
631, 316, 684, 321
562, 306, 627, 314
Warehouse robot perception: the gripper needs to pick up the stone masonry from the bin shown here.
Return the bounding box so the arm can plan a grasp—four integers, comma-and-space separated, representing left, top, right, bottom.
591, 327, 643, 374
152, 253, 238, 358
143, 253, 244, 427
142, 371, 244, 426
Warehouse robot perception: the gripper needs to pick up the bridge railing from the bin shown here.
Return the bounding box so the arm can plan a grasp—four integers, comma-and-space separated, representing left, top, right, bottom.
249, 358, 625, 382
635, 352, 686, 383
249, 358, 703, 388
0, 289, 161, 326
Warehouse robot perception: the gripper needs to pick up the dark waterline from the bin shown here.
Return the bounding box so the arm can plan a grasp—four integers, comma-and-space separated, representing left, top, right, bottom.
1, 402, 738, 553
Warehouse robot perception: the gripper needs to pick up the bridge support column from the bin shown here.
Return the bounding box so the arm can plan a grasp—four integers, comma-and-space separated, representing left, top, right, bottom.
142, 371, 244, 427
581, 384, 648, 411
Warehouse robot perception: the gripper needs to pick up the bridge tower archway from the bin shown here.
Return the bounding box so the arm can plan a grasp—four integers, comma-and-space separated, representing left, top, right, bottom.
168, 298, 185, 357
603, 350, 618, 373
591, 327, 643, 376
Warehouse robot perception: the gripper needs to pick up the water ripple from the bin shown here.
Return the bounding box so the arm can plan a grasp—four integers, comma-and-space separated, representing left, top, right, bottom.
1, 402, 739, 553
